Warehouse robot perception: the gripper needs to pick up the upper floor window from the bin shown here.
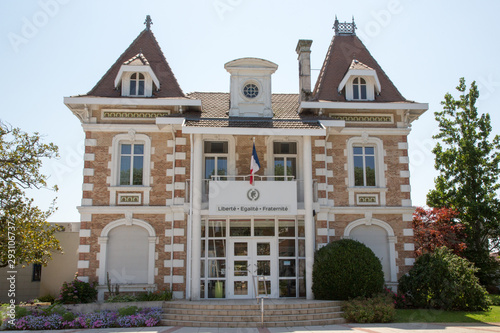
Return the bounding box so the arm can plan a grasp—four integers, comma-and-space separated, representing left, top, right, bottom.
352, 77, 367, 100
204, 141, 228, 180
120, 143, 144, 185
274, 142, 297, 181
129, 73, 145, 96
353, 146, 376, 186
32, 264, 42, 282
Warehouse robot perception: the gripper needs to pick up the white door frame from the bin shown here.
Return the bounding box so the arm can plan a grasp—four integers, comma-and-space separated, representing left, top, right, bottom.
227, 238, 278, 299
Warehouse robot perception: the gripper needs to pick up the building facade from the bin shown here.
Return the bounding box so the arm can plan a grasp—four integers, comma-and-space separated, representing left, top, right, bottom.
65, 17, 427, 301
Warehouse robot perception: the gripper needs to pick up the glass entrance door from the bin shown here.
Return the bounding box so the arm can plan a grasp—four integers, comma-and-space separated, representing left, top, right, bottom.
227, 239, 277, 298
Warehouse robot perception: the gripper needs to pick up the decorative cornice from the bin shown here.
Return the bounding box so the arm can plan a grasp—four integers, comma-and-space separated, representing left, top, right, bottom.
103, 111, 171, 119
329, 114, 392, 123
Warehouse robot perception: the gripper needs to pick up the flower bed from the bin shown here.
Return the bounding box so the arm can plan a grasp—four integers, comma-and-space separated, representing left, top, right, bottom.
3, 306, 162, 330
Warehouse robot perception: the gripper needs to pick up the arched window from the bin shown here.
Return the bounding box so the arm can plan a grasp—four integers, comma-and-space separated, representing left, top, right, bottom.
344, 218, 397, 282
129, 73, 145, 96
352, 77, 367, 100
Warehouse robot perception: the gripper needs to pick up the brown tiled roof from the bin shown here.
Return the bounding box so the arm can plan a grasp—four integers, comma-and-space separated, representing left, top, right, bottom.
85, 29, 185, 98
186, 92, 300, 119
312, 35, 406, 102
183, 92, 322, 129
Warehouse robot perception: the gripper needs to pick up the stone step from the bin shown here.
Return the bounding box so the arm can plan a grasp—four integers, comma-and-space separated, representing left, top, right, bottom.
164, 306, 342, 316
160, 317, 346, 328
161, 311, 344, 322
162, 300, 342, 310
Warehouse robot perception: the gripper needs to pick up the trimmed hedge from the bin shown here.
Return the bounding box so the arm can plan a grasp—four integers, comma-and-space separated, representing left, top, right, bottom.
398, 247, 491, 311
312, 239, 384, 300
342, 294, 395, 323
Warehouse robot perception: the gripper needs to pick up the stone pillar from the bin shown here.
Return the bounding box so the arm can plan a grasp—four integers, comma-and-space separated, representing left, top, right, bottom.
303, 136, 315, 299
191, 134, 203, 300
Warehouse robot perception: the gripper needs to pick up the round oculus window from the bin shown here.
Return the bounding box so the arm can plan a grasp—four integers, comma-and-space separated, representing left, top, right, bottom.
243, 83, 259, 98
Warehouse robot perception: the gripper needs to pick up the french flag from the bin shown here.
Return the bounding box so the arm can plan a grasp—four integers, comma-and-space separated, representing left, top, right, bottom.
250, 142, 260, 185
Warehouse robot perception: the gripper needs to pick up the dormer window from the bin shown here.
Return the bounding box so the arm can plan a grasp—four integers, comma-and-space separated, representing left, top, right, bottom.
352, 77, 367, 100
114, 53, 160, 97
338, 59, 381, 102
130, 73, 145, 96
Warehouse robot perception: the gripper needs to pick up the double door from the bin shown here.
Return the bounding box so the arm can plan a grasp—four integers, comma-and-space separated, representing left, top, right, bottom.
227, 238, 277, 298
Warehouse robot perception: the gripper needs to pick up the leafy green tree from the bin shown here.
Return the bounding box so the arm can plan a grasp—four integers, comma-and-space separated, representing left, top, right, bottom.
0, 121, 61, 268
427, 78, 500, 285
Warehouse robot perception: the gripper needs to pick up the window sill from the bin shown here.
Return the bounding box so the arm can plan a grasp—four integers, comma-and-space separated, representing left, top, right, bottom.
108, 186, 152, 192
347, 187, 387, 192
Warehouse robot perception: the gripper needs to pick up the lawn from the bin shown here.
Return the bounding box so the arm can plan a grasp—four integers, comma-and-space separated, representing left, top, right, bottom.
395, 306, 500, 323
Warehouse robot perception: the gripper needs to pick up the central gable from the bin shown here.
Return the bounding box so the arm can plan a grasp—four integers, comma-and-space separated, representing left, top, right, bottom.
224, 58, 278, 118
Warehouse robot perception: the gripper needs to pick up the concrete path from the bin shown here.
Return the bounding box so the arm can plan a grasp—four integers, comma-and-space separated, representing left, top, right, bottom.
6, 323, 500, 333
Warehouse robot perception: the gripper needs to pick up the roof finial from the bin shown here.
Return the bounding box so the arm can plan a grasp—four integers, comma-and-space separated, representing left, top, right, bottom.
144, 15, 153, 31
333, 15, 357, 36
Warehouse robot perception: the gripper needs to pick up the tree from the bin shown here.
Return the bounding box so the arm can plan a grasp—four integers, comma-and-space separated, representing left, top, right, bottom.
412, 207, 466, 257
427, 78, 500, 285
0, 121, 61, 268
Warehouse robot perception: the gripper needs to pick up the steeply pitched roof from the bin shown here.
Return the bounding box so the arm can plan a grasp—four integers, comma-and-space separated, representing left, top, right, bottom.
312, 35, 406, 102
85, 29, 185, 98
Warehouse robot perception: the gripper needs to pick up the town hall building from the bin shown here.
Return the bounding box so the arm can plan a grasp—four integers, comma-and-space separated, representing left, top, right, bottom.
64, 16, 428, 301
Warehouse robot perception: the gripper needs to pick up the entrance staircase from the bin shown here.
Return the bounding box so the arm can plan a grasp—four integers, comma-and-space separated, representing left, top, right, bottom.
161, 299, 345, 328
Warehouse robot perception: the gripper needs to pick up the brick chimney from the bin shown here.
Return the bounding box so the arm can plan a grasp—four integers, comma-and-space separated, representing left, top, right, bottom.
296, 39, 313, 102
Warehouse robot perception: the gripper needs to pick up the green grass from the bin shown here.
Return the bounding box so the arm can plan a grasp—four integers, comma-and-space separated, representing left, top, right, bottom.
395, 306, 500, 323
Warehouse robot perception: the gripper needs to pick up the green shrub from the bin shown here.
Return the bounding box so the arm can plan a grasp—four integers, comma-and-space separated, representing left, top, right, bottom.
58, 275, 98, 304
118, 306, 139, 317
398, 247, 491, 311
38, 294, 55, 304
137, 289, 173, 302
105, 294, 138, 303
312, 239, 384, 300
15, 306, 28, 318
40, 304, 66, 316
62, 312, 75, 322
342, 294, 395, 323
489, 294, 500, 306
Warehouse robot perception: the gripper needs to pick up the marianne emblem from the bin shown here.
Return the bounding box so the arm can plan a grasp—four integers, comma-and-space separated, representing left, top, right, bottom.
247, 188, 260, 201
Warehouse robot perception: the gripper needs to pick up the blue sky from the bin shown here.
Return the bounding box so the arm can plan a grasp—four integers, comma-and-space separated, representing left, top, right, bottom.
1, 0, 499, 222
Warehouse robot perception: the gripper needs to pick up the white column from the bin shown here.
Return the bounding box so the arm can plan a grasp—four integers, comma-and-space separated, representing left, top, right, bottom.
148, 236, 157, 284
191, 134, 203, 300
303, 136, 315, 299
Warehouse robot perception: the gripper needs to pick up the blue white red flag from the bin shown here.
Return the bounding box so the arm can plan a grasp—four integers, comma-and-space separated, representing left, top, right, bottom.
250, 143, 260, 185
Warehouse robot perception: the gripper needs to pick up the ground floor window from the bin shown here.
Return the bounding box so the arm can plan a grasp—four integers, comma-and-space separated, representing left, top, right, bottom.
199, 216, 305, 299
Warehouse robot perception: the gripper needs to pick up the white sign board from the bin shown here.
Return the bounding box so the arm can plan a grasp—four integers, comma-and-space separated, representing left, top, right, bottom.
208, 181, 297, 215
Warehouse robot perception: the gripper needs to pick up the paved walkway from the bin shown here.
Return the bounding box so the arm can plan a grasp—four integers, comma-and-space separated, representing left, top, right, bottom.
6, 323, 500, 333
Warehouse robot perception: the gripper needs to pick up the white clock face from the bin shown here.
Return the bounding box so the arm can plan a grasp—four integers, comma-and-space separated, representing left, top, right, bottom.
243, 83, 259, 98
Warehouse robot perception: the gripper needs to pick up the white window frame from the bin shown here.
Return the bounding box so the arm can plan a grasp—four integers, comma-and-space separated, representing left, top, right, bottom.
344, 76, 376, 101
347, 135, 387, 205
129, 72, 145, 96
352, 77, 367, 100
109, 132, 152, 205
352, 144, 376, 187
203, 141, 229, 181
272, 141, 298, 181
118, 142, 145, 186
120, 71, 156, 97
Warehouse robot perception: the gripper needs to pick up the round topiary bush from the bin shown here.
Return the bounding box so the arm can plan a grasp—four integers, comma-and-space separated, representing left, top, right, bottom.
312, 239, 384, 300
398, 246, 491, 311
